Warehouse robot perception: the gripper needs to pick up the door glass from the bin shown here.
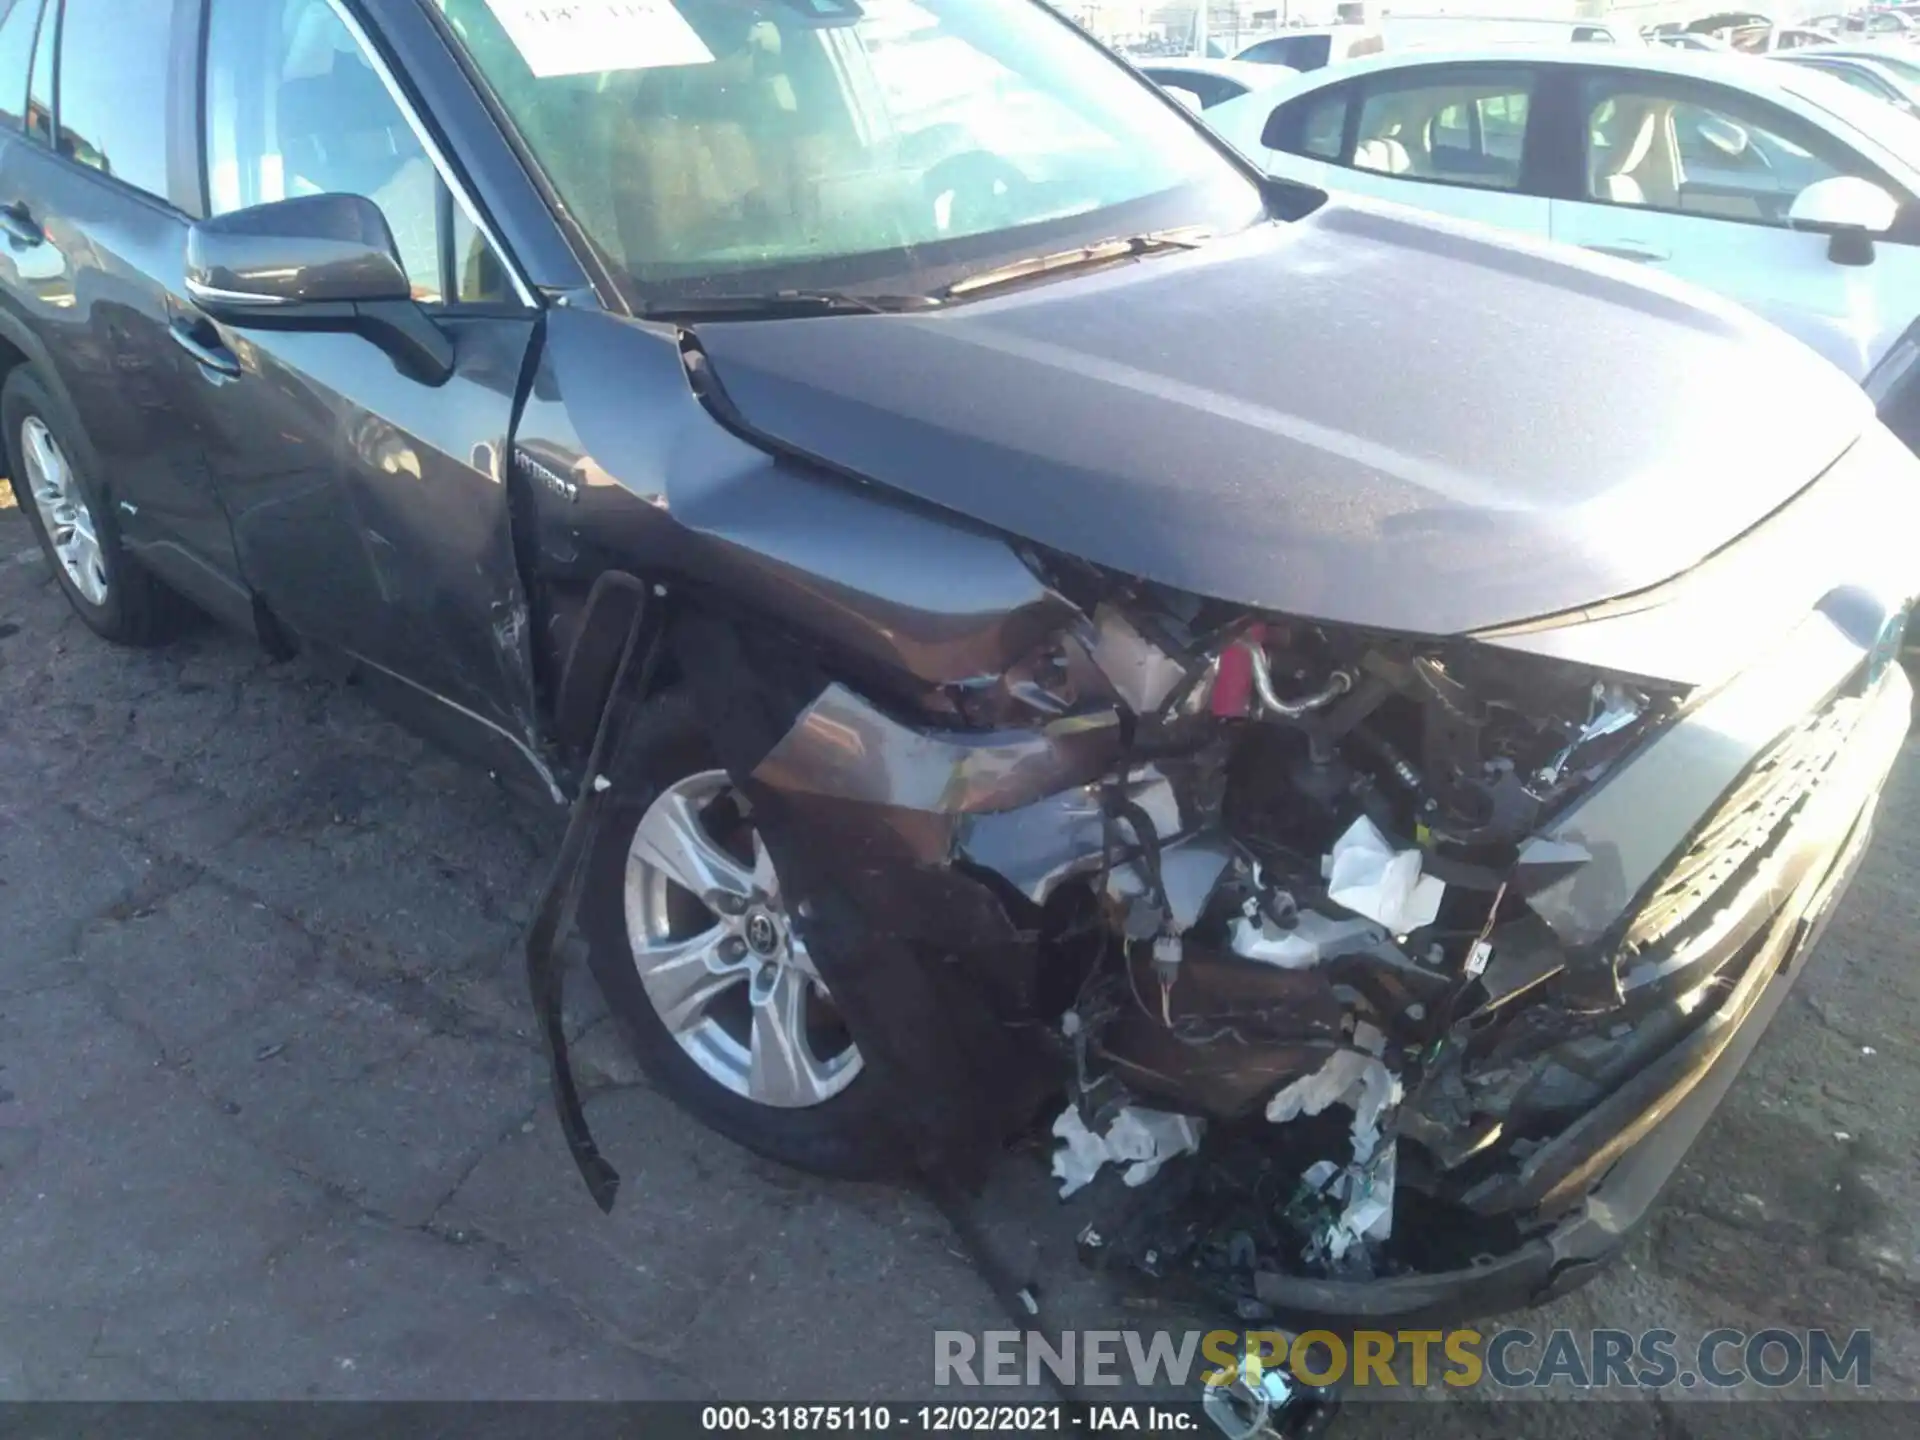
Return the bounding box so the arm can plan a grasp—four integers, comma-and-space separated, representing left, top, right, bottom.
1479, 90, 1528, 165
1290, 90, 1351, 159
1583, 83, 1853, 224
203, 0, 447, 303
449, 201, 513, 304
0, 0, 43, 132
24, 0, 51, 144
57, 0, 175, 199
1352, 73, 1530, 187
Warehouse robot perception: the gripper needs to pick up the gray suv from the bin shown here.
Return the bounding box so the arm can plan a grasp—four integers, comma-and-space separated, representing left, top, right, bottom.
1, 0, 1915, 1331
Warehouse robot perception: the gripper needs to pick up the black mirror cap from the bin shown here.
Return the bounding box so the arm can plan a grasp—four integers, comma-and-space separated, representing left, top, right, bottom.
1261, 174, 1328, 222
186, 192, 412, 310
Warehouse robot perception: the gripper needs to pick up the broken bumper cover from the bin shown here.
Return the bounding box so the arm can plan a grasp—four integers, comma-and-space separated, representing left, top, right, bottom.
648, 584, 1907, 1325
1253, 658, 1909, 1327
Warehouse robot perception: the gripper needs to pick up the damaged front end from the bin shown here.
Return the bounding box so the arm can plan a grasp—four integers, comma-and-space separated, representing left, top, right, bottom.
656, 541, 1910, 1330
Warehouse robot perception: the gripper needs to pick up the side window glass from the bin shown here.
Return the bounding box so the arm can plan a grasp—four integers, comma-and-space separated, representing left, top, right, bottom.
0, 0, 43, 132
1479, 90, 1528, 165
449, 202, 512, 305
57, 0, 173, 198
24, 0, 51, 144
1294, 90, 1347, 160
1583, 83, 1851, 225
204, 0, 448, 304
1352, 74, 1530, 188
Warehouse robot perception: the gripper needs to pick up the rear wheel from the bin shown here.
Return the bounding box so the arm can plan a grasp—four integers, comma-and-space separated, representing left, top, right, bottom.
581, 690, 901, 1178
2, 368, 180, 644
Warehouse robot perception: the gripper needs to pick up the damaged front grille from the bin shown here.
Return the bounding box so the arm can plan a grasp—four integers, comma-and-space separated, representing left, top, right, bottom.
1616, 683, 1865, 990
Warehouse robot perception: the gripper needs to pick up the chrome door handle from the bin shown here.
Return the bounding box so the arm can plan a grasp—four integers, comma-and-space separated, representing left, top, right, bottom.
0, 200, 43, 247
169, 317, 241, 377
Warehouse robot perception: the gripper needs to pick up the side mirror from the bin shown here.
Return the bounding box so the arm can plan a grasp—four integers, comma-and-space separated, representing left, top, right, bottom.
1788, 175, 1900, 266
186, 193, 453, 385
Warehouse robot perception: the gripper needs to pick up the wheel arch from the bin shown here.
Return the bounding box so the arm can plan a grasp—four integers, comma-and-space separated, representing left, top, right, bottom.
0, 310, 109, 501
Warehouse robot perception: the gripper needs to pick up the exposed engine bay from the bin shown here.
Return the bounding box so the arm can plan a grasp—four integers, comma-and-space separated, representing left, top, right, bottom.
537, 440, 1905, 1333
507, 509, 1906, 1347
938, 570, 1683, 1313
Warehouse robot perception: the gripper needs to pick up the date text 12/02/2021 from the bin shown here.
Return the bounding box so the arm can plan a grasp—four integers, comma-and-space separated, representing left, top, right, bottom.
700, 1406, 1130, 1433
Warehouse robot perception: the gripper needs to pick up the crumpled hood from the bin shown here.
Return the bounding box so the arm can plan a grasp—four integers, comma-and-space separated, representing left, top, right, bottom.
693, 197, 1869, 635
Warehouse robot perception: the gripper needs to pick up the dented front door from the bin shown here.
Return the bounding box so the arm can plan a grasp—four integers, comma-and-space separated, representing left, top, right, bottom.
183, 0, 543, 747
192, 315, 541, 739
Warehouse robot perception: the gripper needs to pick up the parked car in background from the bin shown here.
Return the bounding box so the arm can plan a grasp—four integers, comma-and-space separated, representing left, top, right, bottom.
1687, 10, 1775, 33
1653, 31, 1734, 51
1206, 46, 1920, 378
1805, 43, 1920, 81
1139, 57, 1293, 110
1859, 8, 1920, 37
1725, 22, 1837, 50
1775, 47, 1920, 112
1233, 24, 1383, 71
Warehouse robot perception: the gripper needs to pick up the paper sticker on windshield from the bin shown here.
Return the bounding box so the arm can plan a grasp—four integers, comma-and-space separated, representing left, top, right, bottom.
483, 1, 715, 78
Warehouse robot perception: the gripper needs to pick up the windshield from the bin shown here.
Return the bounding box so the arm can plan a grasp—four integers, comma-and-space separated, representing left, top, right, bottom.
435, 0, 1263, 304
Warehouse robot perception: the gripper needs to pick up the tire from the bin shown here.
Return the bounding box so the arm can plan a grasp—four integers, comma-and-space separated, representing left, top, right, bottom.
2, 367, 182, 645
581, 689, 902, 1179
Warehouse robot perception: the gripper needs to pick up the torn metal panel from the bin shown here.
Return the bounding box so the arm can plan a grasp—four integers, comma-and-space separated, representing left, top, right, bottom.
517, 309, 1085, 692
753, 682, 1124, 815
956, 769, 1182, 906
1107, 832, 1235, 931
545, 504, 1904, 1326
672, 611, 1060, 1186
1521, 598, 1882, 951
523, 597, 663, 1214
1086, 603, 1191, 715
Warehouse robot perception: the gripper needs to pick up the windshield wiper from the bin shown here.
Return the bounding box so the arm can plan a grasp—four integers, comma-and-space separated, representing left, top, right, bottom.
941, 226, 1215, 301
639, 290, 943, 322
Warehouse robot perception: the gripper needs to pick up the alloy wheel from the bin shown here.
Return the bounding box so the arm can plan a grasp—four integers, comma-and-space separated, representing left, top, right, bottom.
623, 770, 863, 1108
20, 416, 107, 606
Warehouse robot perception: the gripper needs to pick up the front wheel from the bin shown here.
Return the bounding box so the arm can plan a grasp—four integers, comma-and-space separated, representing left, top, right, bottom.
2, 367, 180, 645
580, 690, 902, 1178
